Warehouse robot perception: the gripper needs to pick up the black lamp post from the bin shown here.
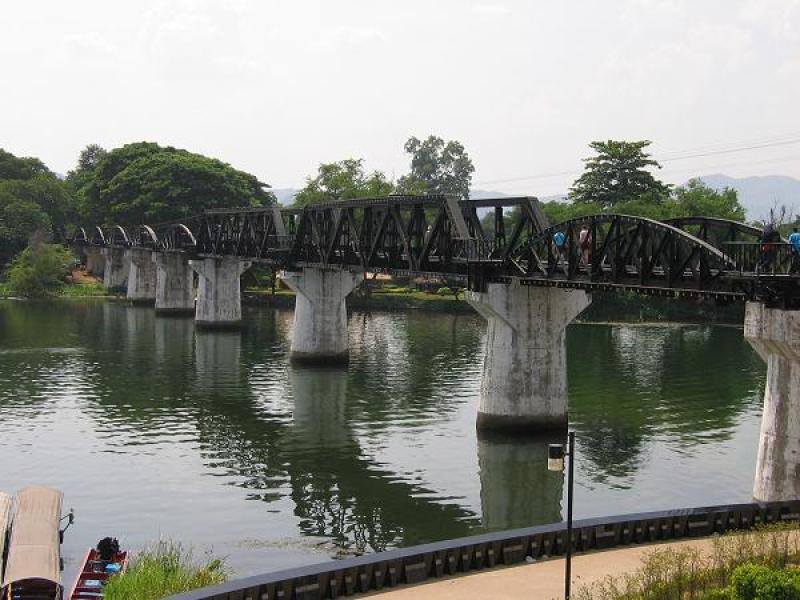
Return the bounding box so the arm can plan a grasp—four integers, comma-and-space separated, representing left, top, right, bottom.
548, 431, 575, 600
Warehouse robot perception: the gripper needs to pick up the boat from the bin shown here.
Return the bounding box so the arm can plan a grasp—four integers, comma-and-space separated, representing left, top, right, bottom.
0, 493, 11, 580
1, 486, 65, 600
68, 538, 128, 600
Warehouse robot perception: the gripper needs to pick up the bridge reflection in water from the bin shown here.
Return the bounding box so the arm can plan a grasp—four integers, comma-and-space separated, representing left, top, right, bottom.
0, 300, 767, 575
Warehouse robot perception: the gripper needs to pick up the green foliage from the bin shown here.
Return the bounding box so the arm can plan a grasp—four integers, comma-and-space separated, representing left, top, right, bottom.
76, 142, 275, 224
0, 148, 76, 261
65, 143, 107, 194
0, 148, 53, 180
0, 199, 52, 262
0, 175, 74, 238
533, 178, 746, 229
574, 523, 800, 600
104, 541, 227, 600
4, 243, 76, 297
669, 178, 746, 221
294, 158, 394, 207
569, 140, 671, 208
730, 563, 800, 600
396, 135, 475, 200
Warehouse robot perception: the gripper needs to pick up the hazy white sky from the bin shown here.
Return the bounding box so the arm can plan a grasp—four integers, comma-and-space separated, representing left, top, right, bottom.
2, 0, 799, 195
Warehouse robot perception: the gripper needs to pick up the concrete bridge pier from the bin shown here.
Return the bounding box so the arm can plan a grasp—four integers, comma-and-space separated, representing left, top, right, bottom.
281, 267, 364, 365
154, 252, 195, 315
745, 302, 800, 501
189, 257, 251, 327
126, 248, 156, 303
84, 246, 105, 277
466, 282, 590, 432
101, 247, 130, 289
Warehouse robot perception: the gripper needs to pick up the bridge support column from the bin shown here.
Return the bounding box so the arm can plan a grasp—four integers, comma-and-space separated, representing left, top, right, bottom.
126, 248, 156, 303
745, 302, 800, 501
190, 257, 251, 327
154, 252, 195, 315
466, 282, 590, 432
281, 268, 363, 365
85, 246, 105, 277
101, 247, 129, 290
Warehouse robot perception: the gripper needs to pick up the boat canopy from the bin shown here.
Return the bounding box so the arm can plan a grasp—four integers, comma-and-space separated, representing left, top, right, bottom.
2, 486, 63, 591
0, 492, 11, 575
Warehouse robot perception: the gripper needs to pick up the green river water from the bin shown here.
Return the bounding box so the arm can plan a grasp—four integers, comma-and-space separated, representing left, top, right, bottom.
0, 299, 765, 579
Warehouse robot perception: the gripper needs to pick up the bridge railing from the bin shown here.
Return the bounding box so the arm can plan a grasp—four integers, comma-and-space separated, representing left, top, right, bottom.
165, 501, 800, 600
722, 242, 795, 274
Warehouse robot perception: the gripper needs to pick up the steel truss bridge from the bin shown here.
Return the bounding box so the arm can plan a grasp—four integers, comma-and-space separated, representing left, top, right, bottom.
70, 194, 800, 307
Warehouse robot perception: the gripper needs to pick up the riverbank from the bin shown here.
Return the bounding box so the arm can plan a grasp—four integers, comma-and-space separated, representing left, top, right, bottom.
0, 273, 745, 324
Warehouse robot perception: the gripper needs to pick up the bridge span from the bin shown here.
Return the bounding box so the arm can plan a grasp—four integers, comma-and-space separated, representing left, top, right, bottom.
69, 194, 800, 502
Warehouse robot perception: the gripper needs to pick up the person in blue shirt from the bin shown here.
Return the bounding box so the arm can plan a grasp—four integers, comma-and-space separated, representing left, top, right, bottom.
789, 227, 800, 273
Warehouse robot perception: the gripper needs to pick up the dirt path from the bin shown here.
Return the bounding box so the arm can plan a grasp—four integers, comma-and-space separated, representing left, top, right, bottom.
364, 538, 713, 600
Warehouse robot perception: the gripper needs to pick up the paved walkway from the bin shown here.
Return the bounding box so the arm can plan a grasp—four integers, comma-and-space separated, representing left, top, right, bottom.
365, 538, 714, 600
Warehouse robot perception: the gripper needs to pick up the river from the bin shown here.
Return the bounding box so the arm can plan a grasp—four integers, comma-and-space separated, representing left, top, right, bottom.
0, 299, 765, 580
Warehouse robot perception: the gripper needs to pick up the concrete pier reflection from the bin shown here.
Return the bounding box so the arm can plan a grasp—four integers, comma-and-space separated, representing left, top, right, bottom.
478, 432, 564, 530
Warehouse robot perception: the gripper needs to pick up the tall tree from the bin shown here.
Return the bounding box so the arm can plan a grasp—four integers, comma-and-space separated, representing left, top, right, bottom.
569, 140, 670, 208
293, 159, 394, 207
396, 135, 475, 200
75, 142, 275, 224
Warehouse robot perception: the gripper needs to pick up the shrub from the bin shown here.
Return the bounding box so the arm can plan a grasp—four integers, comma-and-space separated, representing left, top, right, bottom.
730, 563, 800, 600
574, 523, 800, 600
104, 541, 227, 600
436, 286, 452, 296
4, 243, 76, 297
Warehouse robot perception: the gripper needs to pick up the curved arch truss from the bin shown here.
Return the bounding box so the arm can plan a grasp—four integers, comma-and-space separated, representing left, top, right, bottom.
486, 214, 741, 297
160, 224, 197, 251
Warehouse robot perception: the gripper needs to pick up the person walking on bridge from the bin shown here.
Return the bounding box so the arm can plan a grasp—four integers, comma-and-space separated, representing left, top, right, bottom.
578, 224, 591, 270
758, 222, 781, 273
789, 227, 800, 274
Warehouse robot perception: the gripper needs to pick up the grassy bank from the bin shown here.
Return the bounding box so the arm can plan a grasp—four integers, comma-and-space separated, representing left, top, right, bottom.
104, 542, 226, 600
244, 284, 475, 314
0, 279, 114, 299
1, 276, 745, 325
244, 286, 744, 323
575, 523, 800, 600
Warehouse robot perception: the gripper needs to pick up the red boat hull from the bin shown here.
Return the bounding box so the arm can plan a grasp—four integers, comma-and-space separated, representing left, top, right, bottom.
68, 549, 128, 600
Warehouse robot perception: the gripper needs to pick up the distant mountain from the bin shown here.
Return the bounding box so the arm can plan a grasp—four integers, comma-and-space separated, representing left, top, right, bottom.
699, 174, 800, 221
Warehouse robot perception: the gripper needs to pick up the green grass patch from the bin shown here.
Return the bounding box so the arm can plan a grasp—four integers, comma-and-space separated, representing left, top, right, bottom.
104, 541, 227, 600
574, 523, 800, 600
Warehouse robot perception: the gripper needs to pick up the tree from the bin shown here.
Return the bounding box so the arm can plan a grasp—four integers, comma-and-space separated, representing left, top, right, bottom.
569, 140, 671, 208
66, 144, 107, 192
666, 179, 746, 221
0, 199, 52, 263
75, 142, 276, 224
0, 148, 74, 261
4, 242, 77, 297
396, 135, 474, 200
0, 176, 74, 239
293, 159, 394, 207
0, 148, 53, 181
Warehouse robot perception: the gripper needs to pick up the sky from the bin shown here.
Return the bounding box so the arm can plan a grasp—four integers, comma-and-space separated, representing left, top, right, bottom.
1, 0, 799, 196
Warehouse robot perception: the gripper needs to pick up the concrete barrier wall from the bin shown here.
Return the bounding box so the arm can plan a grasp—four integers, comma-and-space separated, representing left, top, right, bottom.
165, 500, 800, 600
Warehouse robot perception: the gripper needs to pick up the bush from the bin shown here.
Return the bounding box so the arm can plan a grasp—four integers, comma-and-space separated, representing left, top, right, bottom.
574, 523, 800, 600
104, 541, 227, 600
4, 243, 76, 297
730, 563, 800, 600
436, 286, 452, 296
